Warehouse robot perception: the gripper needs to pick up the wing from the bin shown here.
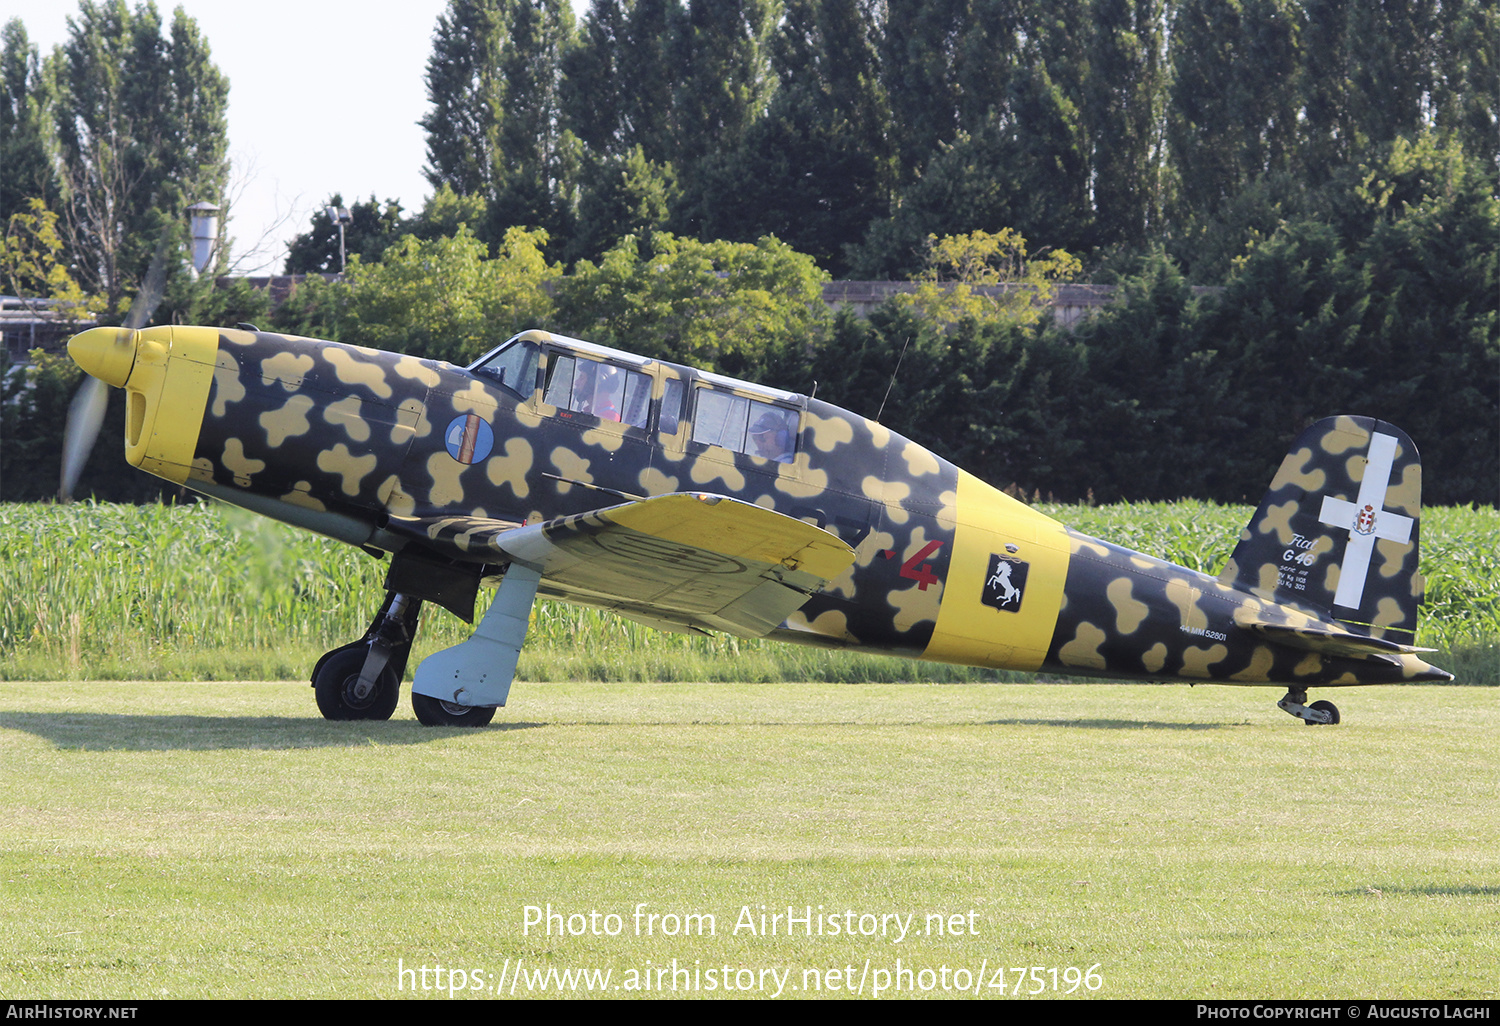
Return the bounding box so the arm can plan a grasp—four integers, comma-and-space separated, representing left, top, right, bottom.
385, 492, 856, 638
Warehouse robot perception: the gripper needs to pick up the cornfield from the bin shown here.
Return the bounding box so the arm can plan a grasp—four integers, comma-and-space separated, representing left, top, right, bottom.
2, 500, 1494, 683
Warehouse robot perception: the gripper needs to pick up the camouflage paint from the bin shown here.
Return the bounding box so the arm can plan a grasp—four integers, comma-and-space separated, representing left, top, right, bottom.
69, 325, 1449, 690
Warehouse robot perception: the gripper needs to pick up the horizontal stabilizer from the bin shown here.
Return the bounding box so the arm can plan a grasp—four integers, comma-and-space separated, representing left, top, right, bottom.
1239, 618, 1432, 661
388, 493, 856, 638
1237, 615, 1452, 681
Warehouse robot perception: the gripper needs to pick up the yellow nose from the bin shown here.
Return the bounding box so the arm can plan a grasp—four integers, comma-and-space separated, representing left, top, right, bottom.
67, 326, 140, 387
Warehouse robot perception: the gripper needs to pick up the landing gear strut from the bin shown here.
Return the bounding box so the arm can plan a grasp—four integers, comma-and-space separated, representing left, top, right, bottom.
1277, 689, 1341, 726
411, 562, 541, 727
312, 592, 423, 721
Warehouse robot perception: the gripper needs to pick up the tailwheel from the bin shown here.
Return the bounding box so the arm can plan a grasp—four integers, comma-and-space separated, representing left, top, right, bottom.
1277, 689, 1341, 726
314, 647, 400, 721
412, 692, 497, 728
1304, 699, 1340, 727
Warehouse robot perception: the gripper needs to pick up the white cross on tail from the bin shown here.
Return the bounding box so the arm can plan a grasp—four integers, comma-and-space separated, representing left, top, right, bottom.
1317, 431, 1413, 610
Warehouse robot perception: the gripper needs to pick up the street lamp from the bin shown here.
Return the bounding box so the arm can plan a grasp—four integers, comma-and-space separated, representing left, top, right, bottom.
325, 205, 352, 272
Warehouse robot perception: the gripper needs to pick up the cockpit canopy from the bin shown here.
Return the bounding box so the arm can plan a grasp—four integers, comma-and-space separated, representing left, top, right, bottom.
469, 331, 802, 463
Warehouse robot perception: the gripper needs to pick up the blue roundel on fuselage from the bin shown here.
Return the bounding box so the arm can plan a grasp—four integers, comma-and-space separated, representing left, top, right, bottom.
444, 413, 494, 465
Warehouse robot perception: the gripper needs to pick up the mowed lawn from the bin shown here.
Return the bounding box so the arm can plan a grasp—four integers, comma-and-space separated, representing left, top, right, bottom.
1, 681, 1495, 999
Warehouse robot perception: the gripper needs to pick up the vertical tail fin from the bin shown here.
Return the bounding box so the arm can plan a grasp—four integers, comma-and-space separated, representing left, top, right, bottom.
1219, 416, 1424, 641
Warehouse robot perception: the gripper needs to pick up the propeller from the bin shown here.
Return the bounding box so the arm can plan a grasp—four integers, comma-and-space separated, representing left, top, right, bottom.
58, 229, 175, 502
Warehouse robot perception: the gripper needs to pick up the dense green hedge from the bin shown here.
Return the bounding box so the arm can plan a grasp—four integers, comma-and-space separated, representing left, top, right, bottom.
5, 139, 1493, 506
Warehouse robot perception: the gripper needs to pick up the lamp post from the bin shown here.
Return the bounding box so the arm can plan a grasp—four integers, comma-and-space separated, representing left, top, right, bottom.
326, 205, 352, 272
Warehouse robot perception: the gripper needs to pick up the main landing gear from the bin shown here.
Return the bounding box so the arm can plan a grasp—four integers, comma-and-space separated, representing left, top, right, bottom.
312, 591, 422, 721
312, 560, 542, 727
311, 590, 501, 726
1276, 689, 1341, 726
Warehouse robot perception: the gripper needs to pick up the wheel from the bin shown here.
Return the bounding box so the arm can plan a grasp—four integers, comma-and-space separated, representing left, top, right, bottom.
314, 647, 400, 721
1304, 699, 1341, 726
412, 692, 497, 727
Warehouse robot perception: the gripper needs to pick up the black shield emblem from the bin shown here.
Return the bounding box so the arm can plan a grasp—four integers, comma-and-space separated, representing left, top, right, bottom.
981, 554, 1027, 612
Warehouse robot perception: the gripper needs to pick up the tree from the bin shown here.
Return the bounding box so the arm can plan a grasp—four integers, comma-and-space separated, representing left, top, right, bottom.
669, 0, 779, 234
689, 0, 895, 275
421, 0, 581, 252
1054, 251, 1230, 501
0, 200, 158, 504
1191, 136, 1498, 504
50, 1, 229, 314
1083, 0, 1169, 249
283, 194, 407, 274
562, 0, 681, 165
567, 145, 679, 265
878, 0, 965, 186
281, 226, 560, 365
899, 229, 1081, 331
554, 232, 828, 381
422, 0, 508, 197
847, 112, 1092, 280
1167, 0, 1300, 220
850, 0, 1094, 278
1427, 0, 1498, 166
487, 0, 581, 246
1, 19, 58, 224
160, 268, 270, 330
672, 0, 778, 164
1298, 0, 1497, 182
0, 199, 100, 320
795, 302, 1090, 497
407, 183, 490, 243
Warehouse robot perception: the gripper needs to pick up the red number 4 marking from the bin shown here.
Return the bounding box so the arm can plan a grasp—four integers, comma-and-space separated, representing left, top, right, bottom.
899, 540, 944, 591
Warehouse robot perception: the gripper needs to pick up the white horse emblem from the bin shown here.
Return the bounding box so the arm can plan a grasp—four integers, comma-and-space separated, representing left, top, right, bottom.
983, 555, 1026, 610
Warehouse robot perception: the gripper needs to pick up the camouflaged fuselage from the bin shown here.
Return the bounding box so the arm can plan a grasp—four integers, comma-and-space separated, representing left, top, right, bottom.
126, 327, 1443, 688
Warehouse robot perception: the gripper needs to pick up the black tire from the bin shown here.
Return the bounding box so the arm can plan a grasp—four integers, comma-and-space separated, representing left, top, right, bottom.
1305, 699, 1341, 726
314, 647, 400, 721
412, 692, 497, 727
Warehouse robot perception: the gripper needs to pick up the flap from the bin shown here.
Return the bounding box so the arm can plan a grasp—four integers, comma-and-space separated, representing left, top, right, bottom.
386, 493, 856, 638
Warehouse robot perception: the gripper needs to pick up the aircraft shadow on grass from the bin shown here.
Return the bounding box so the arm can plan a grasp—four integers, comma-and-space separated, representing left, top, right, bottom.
0, 711, 546, 752
0, 709, 1236, 750
982, 717, 1247, 730
1339, 883, 1500, 898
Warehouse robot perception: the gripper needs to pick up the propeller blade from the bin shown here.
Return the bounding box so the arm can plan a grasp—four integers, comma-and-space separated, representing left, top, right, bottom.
124, 229, 173, 331
58, 226, 175, 501
59, 374, 109, 502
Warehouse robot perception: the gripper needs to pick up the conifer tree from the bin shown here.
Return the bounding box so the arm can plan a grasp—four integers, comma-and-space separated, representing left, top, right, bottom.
50, 1, 229, 311
1167, 0, 1300, 219
690, 0, 893, 273
0, 20, 58, 224
422, 0, 579, 250
421, 0, 509, 197
563, 0, 681, 164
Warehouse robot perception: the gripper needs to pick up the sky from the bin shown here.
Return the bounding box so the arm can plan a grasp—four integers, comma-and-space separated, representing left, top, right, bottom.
1, 0, 465, 274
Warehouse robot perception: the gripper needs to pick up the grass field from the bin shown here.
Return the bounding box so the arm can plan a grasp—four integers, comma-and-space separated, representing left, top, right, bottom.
2, 501, 1496, 999
1, 681, 1496, 1000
